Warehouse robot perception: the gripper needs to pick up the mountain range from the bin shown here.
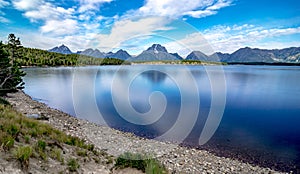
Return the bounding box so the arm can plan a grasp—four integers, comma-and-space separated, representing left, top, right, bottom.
128, 44, 182, 61
48, 44, 72, 54
48, 44, 300, 63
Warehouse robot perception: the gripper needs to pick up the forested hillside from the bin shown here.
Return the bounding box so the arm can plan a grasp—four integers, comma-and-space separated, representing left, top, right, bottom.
1, 43, 128, 66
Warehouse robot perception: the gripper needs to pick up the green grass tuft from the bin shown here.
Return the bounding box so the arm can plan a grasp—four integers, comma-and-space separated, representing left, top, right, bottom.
0, 104, 106, 170
67, 158, 80, 172
115, 152, 167, 174
0, 134, 15, 151
36, 140, 46, 151
50, 147, 63, 163
76, 149, 88, 157
14, 145, 33, 170
24, 135, 30, 143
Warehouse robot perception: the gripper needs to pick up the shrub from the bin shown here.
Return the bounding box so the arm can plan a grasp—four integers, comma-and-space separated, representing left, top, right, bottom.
36, 140, 46, 151
115, 152, 167, 174
115, 152, 146, 171
145, 158, 167, 174
7, 124, 20, 137
86, 144, 94, 151
76, 149, 87, 157
0, 134, 14, 151
14, 146, 32, 170
50, 147, 63, 162
24, 135, 30, 144
67, 158, 80, 172
35, 140, 47, 160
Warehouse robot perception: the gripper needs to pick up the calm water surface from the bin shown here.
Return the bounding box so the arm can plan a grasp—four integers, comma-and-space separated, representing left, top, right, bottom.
23, 65, 300, 172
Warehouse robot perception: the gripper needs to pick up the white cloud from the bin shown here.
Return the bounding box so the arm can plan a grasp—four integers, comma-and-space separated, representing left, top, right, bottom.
12, 0, 40, 10
102, 0, 233, 55
12, 0, 74, 21
0, 16, 9, 23
202, 25, 300, 53
12, 0, 77, 36
9, 0, 235, 53
136, 0, 232, 18
16, 17, 172, 52
162, 24, 300, 56
0, 0, 9, 23
78, 0, 113, 12
165, 32, 214, 56
41, 19, 78, 35
16, 31, 97, 52
9, 0, 118, 49
22, 2, 75, 22
207, 0, 232, 10
94, 17, 172, 51
107, 0, 234, 55
184, 10, 216, 18
184, 0, 233, 18
11, 0, 118, 39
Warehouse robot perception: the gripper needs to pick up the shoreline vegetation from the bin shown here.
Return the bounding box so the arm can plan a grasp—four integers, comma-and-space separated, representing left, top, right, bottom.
1, 90, 282, 173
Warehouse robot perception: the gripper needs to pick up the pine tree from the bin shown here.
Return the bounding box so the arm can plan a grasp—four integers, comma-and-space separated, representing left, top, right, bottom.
0, 34, 25, 95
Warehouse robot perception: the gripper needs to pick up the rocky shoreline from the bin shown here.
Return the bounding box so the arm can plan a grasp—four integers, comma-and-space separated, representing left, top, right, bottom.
5, 91, 283, 174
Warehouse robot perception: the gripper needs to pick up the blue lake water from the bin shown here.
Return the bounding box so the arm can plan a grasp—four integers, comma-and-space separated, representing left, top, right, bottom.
23, 65, 300, 172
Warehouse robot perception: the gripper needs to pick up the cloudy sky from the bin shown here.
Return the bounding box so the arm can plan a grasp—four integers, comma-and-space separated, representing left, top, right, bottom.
0, 0, 299, 56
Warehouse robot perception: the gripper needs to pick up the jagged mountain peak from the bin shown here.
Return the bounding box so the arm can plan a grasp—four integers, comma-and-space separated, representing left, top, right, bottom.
186, 51, 208, 61
116, 49, 126, 53
49, 44, 72, 54
80, 48, 105, 58
146, 44, 168, 53
132, 44, 181, 61
105, 49, 132, 60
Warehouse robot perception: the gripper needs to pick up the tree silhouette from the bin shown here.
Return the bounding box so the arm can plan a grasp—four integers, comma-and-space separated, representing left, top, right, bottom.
0, 34, 25, 95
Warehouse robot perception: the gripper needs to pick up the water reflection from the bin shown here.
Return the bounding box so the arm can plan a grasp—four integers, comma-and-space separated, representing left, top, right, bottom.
141, 70, 167, 83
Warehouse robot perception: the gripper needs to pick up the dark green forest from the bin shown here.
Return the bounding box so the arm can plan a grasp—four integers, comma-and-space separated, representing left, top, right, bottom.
0, 45, 129, 66
0, 34, 128, 95
1, 34, 128, 67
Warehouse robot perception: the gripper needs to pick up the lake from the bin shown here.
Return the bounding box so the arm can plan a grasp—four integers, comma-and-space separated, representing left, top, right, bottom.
23, 65, 300, 172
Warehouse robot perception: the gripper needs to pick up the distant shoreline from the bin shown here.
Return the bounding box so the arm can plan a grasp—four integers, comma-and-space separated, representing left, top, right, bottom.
227, 62, 300, 66
22, 61, 300, 67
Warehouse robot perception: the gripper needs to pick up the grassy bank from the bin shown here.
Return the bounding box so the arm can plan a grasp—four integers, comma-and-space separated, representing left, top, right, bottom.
0, 98, 103, 172
0, 97, 167, 173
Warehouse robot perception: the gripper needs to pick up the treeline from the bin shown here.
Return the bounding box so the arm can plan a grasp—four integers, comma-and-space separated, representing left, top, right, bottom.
1, 44, 129, 67
227, 62, 300, 66
77, 56, 129, 66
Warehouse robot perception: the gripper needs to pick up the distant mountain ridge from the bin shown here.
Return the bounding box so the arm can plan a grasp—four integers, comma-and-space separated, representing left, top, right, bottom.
131, 44, 182, 61
225, 47, 300, 63
105, 49, 132, 60
49, 44, 300, 63
48, 44, 72, 54
186, 51, 209, 61
79, 48, 105, 58
186, 47, 300, 63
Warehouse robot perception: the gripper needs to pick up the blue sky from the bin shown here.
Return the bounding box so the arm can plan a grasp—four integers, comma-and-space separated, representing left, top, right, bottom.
0, 0, 299, 56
